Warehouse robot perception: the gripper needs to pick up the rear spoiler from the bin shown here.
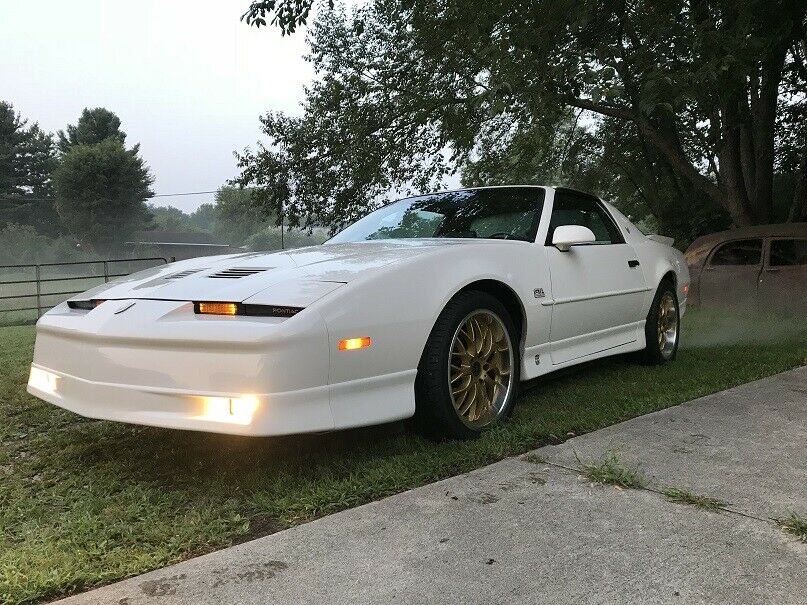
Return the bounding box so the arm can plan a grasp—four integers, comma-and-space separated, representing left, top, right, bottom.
647, 234, 675, 247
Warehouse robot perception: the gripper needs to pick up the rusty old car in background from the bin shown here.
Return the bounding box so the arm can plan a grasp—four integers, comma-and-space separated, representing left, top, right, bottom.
685, 223, 807, 313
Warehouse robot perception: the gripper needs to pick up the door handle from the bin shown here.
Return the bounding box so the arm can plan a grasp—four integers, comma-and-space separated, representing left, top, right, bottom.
628, 260, 640, 268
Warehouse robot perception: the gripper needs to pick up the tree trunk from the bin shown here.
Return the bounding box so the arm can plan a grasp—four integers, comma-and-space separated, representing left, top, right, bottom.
739, 94, 757, 204
788, 147, 807, 222
717, 99, 756, 226
714, 48, 784, 227
748, 50, 786, 224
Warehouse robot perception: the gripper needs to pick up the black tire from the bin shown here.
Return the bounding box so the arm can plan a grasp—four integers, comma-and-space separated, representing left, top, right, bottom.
414, 290, 520, 440
641, 279, 680, 365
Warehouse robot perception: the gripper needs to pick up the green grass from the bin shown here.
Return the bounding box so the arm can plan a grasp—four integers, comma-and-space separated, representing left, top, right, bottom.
776, 513, 807, 543
662, 487, 727, 511
578, 452, 646, 489
1, 312, 806, 604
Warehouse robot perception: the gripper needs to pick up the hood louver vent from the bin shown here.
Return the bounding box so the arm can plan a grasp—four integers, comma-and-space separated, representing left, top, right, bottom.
208, 267, 271, 279
165, 269, 206, 280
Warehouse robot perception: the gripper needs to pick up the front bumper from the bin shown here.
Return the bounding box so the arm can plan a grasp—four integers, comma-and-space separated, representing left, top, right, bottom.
27, 363, 333, 436
28, 299, 334, 436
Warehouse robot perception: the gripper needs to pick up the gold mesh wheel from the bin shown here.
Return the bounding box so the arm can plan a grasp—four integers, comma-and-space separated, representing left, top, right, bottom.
448, 310, 514, 429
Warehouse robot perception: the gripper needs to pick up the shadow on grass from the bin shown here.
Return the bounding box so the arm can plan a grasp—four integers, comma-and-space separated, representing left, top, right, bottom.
46, 351, 633, 496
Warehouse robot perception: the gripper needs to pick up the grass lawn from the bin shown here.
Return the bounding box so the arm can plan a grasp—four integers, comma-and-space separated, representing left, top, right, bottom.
1, 312, 806, 604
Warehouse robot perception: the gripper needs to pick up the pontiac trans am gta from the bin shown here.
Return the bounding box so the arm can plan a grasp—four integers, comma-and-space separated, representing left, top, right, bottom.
28, 186, 689, 440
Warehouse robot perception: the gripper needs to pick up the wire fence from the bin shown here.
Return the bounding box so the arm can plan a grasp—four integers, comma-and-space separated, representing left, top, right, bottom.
0, 257, 169, 326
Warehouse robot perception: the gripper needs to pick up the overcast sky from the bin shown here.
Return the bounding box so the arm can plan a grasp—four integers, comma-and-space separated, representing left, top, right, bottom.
1, 1, 314, 212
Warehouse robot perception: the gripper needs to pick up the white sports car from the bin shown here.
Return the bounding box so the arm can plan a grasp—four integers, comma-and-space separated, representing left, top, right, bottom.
28, 186, 689, 439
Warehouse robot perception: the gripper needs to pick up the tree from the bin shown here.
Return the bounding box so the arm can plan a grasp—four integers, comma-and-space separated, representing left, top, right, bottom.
0, 101, 60, 235
778, 53, 807, 221
213, 186, 276, 245
57, 107, 127, 154
189, 203, 217, 232
459, 110, 732, 246
461, 109, 613, 195
245, 224, 328, 251
148, 202, 222, 234
0, 102, 27, 198
149, 204, 196, 232
53, 108, 155, 253
242, 0, 332, 34
237, 0, 807, 231
52, 139, 154, 253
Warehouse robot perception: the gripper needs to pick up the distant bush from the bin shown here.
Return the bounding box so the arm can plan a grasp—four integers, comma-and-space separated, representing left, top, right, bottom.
245, 226, 328, 251
0, 223, 96, 265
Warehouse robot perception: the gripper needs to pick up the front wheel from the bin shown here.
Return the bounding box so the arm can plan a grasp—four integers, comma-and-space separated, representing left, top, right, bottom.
642, 280, 680, 364
414, 291, 520, 440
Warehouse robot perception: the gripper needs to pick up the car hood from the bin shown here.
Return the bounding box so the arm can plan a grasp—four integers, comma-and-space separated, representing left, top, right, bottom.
71, 240, 456, 305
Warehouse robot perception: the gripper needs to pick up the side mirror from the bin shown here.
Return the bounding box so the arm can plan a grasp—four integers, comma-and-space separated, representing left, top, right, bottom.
552, 225, 596, 251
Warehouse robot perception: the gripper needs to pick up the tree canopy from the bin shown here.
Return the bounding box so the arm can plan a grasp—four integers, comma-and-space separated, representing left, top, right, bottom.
0, 101, 60, 235
53, 138, 154, 253
57, 107, 128, 155
51, 108, 155, 253
237, 0, 807, 242
242, 0, 334, 34
214, 186, 278, 245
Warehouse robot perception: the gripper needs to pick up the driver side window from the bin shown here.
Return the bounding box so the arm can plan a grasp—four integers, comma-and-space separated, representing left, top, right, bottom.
546, 193, 624, 245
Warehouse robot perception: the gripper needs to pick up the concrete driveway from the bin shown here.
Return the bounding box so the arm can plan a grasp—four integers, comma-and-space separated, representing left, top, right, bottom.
58, 367, 807, 605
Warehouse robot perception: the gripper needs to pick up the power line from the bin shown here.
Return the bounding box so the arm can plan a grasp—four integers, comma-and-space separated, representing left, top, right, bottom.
150, 190, 219, 198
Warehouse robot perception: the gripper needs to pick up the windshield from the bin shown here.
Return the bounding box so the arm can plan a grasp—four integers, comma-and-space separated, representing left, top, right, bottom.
327, 187, 546, 244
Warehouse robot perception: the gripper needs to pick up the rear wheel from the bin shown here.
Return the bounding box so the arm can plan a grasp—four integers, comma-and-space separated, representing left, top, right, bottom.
414, 291, 520, 440
642, 280, 680, 364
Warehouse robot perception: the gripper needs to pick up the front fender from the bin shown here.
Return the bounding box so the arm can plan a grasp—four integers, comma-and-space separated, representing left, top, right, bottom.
316, 242, 543, 386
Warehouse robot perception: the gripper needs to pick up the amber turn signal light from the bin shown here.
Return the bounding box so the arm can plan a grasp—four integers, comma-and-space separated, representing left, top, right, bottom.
196, 302, 239, 316
338, 336, 372, 351
193, 302, 305, 317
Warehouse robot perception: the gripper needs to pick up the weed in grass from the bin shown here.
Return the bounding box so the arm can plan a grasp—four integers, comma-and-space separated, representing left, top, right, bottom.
776, 512, 807, 543
662, 487, 727, 512
577, 452, 646, 489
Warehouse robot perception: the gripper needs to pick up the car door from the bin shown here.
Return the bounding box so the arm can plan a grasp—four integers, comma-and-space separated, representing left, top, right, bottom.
698, 238, 762, 311
758, 238, 807, 314
544, 191, 647, 364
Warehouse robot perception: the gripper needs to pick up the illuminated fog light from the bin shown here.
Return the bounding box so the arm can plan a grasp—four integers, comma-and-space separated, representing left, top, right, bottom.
28, 366, 60, 394
201, 395, 259, 425
338, 336, 372, 351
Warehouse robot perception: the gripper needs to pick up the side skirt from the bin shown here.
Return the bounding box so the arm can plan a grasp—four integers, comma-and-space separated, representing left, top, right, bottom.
522, 321, 646, 380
